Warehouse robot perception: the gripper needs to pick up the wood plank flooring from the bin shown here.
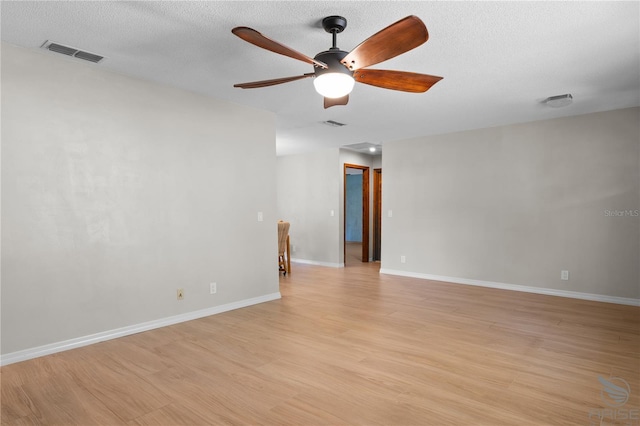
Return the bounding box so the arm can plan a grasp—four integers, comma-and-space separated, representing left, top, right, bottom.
1, 262, 639, 425
345, 242, 363, 264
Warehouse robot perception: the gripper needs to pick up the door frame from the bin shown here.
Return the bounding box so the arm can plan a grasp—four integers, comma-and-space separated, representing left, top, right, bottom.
373, 168, 382, 261
344, 164, 370, 263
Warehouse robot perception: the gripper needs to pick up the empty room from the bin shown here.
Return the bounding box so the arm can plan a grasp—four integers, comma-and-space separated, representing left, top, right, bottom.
1, 1, 639, 425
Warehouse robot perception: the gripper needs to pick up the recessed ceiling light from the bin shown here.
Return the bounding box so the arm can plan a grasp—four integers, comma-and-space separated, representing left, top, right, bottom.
342, 142, 381, 155
543, 94, 573, 108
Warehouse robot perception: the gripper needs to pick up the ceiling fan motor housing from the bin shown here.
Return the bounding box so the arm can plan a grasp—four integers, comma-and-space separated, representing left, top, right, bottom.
314, 49, 353, 78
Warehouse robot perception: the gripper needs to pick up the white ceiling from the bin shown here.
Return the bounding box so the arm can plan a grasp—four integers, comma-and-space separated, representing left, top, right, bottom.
2, 1, 639, 156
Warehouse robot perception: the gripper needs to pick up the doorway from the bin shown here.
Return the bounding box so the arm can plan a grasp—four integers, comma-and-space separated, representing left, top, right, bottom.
344, 164, 369, 264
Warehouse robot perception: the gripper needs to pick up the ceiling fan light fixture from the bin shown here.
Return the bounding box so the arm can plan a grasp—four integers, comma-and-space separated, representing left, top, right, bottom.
232, 15, 441, 108
313, 73, 355, 98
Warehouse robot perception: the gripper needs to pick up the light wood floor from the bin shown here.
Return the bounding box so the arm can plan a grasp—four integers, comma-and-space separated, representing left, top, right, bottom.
2, 262, 638, 425
345, 241, 364, 264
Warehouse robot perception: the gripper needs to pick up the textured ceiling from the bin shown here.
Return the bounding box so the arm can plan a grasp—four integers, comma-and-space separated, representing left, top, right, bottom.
2, 1, 639, 156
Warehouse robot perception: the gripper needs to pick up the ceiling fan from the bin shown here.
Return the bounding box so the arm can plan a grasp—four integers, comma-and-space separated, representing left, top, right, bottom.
232, 15, 443, 109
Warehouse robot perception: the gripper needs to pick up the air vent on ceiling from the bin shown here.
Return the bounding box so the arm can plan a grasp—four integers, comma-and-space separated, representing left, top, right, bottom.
322, 120, 347, 127
542, 93, 573, 108
41, 40, 105, 63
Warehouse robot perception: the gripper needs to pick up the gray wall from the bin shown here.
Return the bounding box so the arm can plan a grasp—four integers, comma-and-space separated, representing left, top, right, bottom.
276, 149, 341, 266
382, 107, 640, 299
1, 44, 279, 355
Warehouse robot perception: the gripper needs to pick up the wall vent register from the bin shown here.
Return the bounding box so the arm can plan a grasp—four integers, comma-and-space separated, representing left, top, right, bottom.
41, 40, 105, 63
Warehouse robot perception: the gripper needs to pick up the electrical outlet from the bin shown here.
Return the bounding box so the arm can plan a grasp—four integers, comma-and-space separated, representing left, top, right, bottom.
400, 255, 406, 264
210, 282, 217, 294
177, 288, 184, 300
561, 270, 569, 281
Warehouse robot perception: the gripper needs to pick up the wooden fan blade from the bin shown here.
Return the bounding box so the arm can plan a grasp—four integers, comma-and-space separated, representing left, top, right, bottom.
324, 95, 349, 109
232, 27, 327, 69
234, 73, 314, 89
341, 16, 428, 71
354, 69, 442, 93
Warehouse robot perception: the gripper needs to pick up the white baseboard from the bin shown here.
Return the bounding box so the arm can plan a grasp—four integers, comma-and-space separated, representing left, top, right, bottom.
291, 258, 344, 268
379, 269, 640, 307
0, 292, 281, 366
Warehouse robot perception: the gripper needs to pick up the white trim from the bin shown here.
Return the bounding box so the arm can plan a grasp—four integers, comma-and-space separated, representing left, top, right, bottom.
291, 258, 344, 268
0, 292, 281, 366
379, 269, 640, 307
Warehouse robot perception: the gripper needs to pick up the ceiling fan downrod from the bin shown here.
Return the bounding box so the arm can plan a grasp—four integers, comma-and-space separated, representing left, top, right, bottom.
322, 16, 347, 50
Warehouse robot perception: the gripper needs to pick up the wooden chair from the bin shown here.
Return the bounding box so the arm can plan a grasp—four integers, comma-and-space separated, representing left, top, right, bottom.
278, 221, 291, 275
